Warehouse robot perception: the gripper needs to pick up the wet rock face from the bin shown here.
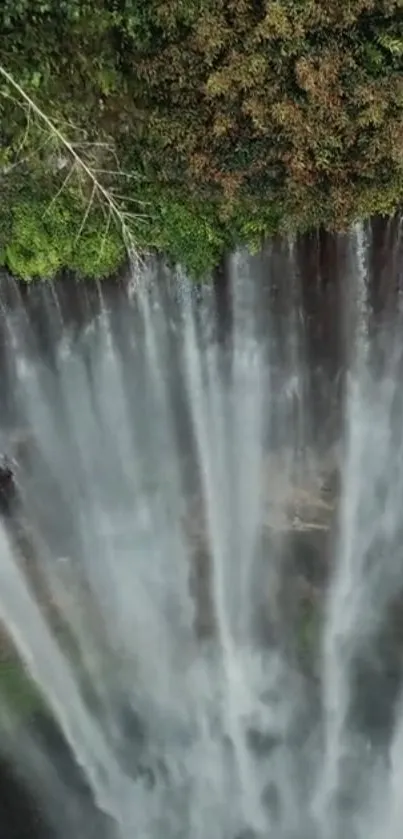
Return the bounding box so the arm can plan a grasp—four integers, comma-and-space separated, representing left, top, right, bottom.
184, 451, 340, 651
0, 712, 118, 839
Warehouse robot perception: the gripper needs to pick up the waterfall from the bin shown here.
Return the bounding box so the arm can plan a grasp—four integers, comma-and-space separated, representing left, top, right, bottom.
0, 223, 402, 839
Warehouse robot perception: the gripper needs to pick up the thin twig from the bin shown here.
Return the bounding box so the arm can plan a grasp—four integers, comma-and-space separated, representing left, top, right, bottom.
99, 207, 113, 262
121, 210, 148, 220
52, 115, 88, 135
14, 103, 31, 157
71, 141, 115, 149
93, 168, 145, 180
74, 182, 97, 245
3, 132, 54, 174
44, 161, 77, 216
109, 192, 151, 205
0, 90, 25, 108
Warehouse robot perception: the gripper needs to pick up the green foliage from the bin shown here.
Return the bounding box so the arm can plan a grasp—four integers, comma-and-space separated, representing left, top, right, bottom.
3, 194, 125, 281
228, 199, 283, 252
0, 660, 44, 719
378, 32, 403, 55
131, 192, 226, 277
1, 0, 403, 278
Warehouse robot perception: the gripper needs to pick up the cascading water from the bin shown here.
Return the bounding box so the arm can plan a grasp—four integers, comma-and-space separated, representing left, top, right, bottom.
0, 224, 403, 839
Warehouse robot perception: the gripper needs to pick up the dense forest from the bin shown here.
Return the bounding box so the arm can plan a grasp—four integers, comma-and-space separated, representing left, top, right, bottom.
1, 0, 403, 278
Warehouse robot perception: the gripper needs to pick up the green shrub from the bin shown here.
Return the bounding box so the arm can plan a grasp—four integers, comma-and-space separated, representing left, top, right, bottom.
134, 195, 225, 277
4, 195, 125, 281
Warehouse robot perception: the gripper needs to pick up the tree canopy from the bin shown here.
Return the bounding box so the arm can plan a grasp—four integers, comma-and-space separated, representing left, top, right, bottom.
1, 0, 403, 278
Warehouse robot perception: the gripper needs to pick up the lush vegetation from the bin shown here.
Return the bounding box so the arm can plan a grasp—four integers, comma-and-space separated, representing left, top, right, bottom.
1, 0, 403, 278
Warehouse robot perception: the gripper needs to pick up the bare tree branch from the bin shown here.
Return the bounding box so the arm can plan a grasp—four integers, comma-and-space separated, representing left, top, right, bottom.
0, 65, 145, 264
